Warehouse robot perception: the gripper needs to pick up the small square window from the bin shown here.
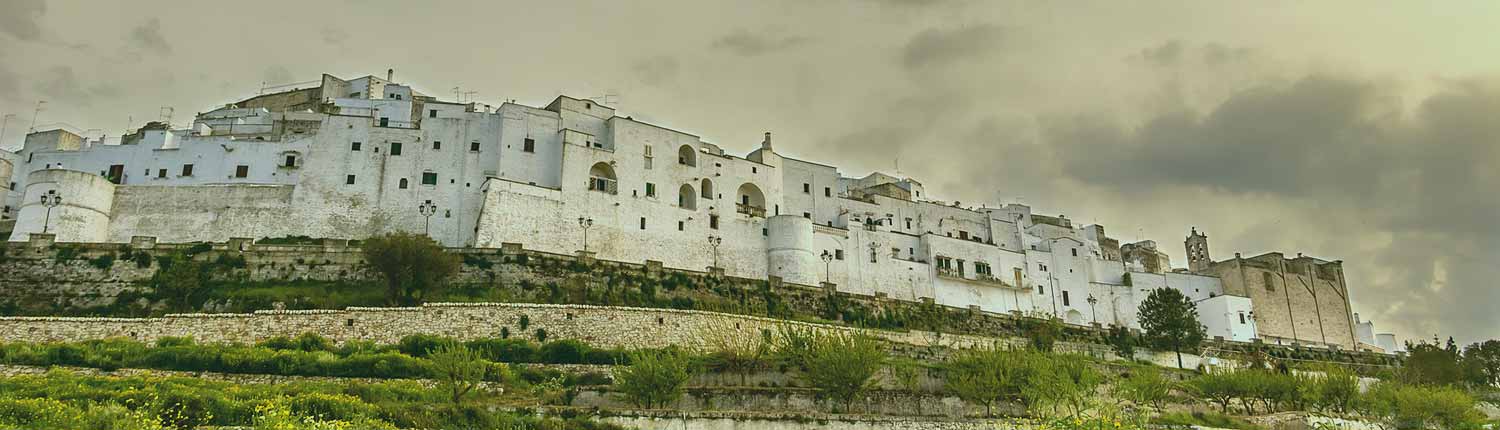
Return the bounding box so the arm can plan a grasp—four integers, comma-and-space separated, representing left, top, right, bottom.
834, 249, 844, 260
432, 141, 441, 150
803, 212, 810, 218
429, 109, 437, 118
523, 138, 536, 152
351, 142, 362, 151
390, 142, 403, 155
156, 169, 166, 178
422, 172, 438, 185
470, 141, 480, 151
645, 183, 656, 197
284, 155, 297, 167
235, 165, 249, 178
181, 164, 194, 176
346, 175, 356, 185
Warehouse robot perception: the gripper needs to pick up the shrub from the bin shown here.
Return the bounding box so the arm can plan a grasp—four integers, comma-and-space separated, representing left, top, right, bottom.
1364, 382, 1485, 430
1021, 353, 1104, 419
396, 334, 457, 358
539, 340, 588, 364
427, 344, 488, 404
292, 333, 335, 353
283, 392, 378, 422
705, 334, 772, 387
614, 348, 696, 409
796, 331, 886, 413
1117, 365, 1172, 413
88, 253, 117, 270
465, 338, 537, 363
944, 345, 1025, 416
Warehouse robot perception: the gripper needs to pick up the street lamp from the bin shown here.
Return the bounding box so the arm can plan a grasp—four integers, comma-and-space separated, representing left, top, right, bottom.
39, 190, 62, 234
1087, 294, 1099, 325
578, 217, 594, 253
418, 200, 437, 236
820, 250, 834, 283
707, 235, 722, 270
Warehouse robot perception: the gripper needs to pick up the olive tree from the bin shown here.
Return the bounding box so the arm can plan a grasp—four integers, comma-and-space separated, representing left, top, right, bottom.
361, 232, 460, 306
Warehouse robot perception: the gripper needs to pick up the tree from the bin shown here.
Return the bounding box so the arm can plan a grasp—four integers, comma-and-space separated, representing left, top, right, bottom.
1401, 337, 1465, 386
1021, 354, 1104, 418
614, 348, 696, 409
1365, 382, 1485, 430
1461, 340, 1500, 387
944, 345, 1024, 417
1106, 325, 1137, 359
1306, 364, 1360, 414
1116, 366, 1172, 413
1189, 370, 1241, 414
706, 333, 772, 387
428, 344, 488, 404
1137, 288, 1206, 369
1021, 318, 1060, 353
154, 253, 205, 311
361, 232, 460, 306
798, 331, 887, 413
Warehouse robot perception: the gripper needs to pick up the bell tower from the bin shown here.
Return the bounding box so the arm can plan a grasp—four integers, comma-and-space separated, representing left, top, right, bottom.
1186, 227, 1211, 272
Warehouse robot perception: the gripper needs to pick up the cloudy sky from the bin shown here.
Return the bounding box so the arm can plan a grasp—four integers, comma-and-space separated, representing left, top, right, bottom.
2, 0, 1498, 344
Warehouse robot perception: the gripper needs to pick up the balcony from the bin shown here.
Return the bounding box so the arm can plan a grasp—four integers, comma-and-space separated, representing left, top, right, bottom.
937, 267, 1022, 289
736, 203, 766, 218
587, 177, 618, 195
936, 267, 967, 279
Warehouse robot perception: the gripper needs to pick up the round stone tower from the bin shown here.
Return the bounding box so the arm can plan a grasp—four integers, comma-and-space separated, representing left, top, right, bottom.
766, 214, 818, 285
11, 169, 116, 242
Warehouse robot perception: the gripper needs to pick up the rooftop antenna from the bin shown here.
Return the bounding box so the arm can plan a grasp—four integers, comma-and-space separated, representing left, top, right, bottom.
28, 100, 47, 133
158, 107, 175, 127
590, 90, 620, 107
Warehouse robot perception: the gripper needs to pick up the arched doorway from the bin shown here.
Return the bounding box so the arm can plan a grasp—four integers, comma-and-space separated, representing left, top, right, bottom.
678, 145, 697, 166
736, 183, 765, 217
678, 184, 697, 210
588, 162, 617, 194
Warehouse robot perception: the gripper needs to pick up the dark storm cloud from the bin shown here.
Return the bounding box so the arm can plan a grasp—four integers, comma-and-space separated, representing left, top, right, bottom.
129, 18, 172, 55
631, 56, 680, 87
0, 0, 46, 41
1039, 75, 1500, 341
1134, 40, 1253, 68
34, 66, 121, 105
900, 24, 1004, 69
711, 29, 809, 57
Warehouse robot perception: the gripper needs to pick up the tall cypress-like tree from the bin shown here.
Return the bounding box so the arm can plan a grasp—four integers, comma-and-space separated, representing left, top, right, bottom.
1137, 287, 1207, 369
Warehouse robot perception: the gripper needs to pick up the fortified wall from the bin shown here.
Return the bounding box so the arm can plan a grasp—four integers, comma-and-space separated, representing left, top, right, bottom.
0, 236, 1400, 369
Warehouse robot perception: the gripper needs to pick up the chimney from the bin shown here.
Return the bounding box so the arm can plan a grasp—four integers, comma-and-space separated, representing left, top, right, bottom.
761, 132, 772, 151
386, 69, 394, 82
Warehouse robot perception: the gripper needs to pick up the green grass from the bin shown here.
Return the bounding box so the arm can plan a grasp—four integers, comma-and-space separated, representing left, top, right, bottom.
1150, 411, 1264, 430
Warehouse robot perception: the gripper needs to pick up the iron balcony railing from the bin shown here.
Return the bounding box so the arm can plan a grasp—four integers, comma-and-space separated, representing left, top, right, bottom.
587, 177, 618, 195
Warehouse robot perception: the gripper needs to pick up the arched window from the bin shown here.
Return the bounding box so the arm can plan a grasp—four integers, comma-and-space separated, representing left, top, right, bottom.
399, 178, 409, 189
700, 178, 714, 199
678, 184, 697, 210
736, 183, 766, 217
588, 162, 617, 194
678, 145, 697, 166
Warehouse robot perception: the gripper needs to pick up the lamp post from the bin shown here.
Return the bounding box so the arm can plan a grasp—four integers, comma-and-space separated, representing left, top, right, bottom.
578, 217, 594, 253
707, 235, 722, 269
1087, 294, 1099, 325
39, 190, 61, 234
820, 250, 834, 283
418, 200, 437, 236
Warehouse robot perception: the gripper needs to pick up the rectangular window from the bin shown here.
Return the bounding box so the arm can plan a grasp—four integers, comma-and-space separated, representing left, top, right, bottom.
422, 172, 438, 185
429, 109, 437, 118
803, 183, 810, 193
390, 142, 403, 155
824, 187, 831, 197
835, 249, 844, 260
351, 142, 362, 151
644, 157, 653, 169
470, 141, 480, 151
156, 169, 167, 178
645, 183, 656, 197
1239, 313, 1247, 324
1071, 248, 1078, 257
959, 231, 970, 240
345, 175, 356, 185
235, 165, 249, 178
284, 155, 296, 167
181, 164, 193, 176
1040, 263, 1048, 272
803, 212, 811, 218
432, 141, 441, 150
379, 117, 389, 127
523, 138, 535, 153
709, 215, 719, 230
677, 221, 684, 231
1063, 291, 1071, 306
1038, 285, 1044, 295
639, 217, 646, 230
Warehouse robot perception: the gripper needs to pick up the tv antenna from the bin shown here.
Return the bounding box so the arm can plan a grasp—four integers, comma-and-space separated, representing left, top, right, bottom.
452, 86, 478, 103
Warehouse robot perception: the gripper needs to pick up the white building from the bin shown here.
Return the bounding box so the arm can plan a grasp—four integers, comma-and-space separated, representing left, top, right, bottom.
0, 71, 1357, 346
